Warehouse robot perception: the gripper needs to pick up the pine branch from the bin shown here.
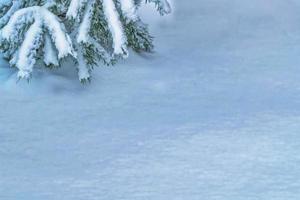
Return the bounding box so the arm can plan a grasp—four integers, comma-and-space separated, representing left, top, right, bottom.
0, 0, 171, 83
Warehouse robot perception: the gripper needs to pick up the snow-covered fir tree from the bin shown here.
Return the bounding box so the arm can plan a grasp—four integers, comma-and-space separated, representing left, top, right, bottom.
0, 0, 171, 82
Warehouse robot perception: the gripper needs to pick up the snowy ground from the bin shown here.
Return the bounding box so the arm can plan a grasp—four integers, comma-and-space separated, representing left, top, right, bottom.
1, 0, 300, 199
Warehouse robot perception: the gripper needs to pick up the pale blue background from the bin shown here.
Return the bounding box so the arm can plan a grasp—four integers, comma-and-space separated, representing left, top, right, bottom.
1, 0, 300, 199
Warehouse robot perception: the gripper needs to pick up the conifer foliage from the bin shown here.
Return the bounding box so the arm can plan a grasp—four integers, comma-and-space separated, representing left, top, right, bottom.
0, 0, 171, 82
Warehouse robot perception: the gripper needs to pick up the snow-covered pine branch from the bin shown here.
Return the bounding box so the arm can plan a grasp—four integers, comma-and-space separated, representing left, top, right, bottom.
0, 6, 75, 79
0, 0, 21, 28
0, 0, 171, 83
146, 0, 172, 15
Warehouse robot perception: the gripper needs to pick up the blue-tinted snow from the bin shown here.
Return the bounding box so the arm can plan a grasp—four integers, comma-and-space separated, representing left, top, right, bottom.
1, 0, 300, 199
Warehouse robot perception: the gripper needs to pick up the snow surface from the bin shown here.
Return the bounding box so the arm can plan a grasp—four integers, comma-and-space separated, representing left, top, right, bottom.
1, 0, 300, 199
